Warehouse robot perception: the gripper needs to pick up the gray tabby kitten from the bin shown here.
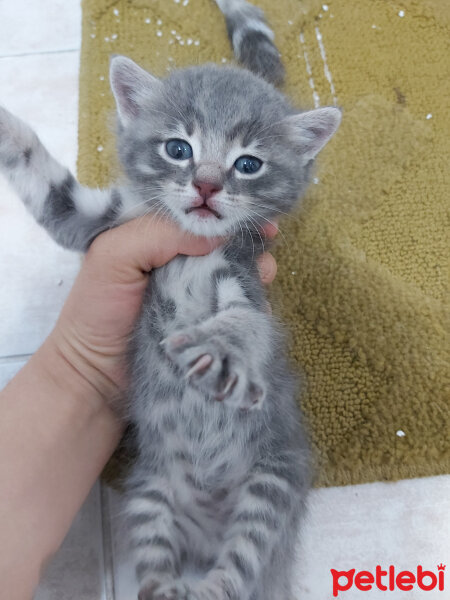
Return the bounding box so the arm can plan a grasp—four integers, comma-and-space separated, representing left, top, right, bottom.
0, 1, 340, 598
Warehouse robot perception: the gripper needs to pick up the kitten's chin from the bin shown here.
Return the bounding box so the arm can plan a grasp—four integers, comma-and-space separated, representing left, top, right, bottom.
173, 211, 234, 238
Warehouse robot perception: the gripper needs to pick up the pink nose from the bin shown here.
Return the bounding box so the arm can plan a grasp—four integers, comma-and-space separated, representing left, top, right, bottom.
194, 180, 222, 200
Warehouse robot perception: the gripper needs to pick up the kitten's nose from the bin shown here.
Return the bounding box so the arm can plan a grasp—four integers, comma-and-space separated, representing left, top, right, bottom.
193, 180, 223, 200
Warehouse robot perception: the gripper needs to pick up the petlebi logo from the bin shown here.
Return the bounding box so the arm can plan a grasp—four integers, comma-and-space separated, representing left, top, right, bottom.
330, 564, 446, 597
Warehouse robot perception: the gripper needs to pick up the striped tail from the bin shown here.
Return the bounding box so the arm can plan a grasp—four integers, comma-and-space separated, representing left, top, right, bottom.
215, 0, 285, 86
0, 106, 122, 252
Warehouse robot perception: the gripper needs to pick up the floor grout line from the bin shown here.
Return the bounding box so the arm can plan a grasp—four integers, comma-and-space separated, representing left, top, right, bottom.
0, 47, 80, 60
0, 353, 32, 364
299, 31, 320, 108
314, 25, 338, 106
100, 483, 117, 600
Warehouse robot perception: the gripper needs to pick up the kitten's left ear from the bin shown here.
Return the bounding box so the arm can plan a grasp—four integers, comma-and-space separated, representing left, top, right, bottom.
284, 107, 342, 162
109, 55, 162, 126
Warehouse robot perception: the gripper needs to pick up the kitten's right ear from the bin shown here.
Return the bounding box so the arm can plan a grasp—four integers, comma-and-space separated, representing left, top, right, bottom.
284, 107, 342, 163
109, 56, 162, 126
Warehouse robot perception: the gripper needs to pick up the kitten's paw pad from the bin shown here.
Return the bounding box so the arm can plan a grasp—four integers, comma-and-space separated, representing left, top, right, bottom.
163, 328, 265, 409
138, 580, 190, 600
190, 570, 237, 600
163, 329, 231, 392
185, 354, 213, 378
215, 373, 237, 400
0, 106, 36, 167
161, 333, 193, 351
138, 581, 158, 600
246, 381, 265, 408
222, 374, 265, 411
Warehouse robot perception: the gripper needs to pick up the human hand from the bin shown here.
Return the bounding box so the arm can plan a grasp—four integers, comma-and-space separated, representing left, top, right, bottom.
47, 215, 277, 404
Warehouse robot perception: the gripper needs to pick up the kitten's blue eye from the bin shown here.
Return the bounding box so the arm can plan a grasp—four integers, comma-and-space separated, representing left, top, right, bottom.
166, 139, 193, 160
234, 155, 263, 174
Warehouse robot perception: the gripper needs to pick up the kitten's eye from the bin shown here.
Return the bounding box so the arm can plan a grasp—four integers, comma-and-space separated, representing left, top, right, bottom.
166, 139, 193, 160
234, 155, 262, 174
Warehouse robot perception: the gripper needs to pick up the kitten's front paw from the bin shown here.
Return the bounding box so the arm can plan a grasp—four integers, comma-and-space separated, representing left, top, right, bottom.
138, 579, 189, 600
0, 106, 36, 168
189, 569, 238, 600
162, 328, 265, 410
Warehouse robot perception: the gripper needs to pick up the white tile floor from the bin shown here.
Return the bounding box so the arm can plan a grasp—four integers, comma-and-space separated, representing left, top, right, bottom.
0, 2, 448, 599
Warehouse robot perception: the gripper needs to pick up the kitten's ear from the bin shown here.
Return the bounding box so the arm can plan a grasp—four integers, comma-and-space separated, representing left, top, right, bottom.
109, 55, 162, 126
284, 107, 341, 162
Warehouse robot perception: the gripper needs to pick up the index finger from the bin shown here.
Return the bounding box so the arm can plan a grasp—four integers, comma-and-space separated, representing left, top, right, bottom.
260, 221, 278, 240
87, 215, 225, 285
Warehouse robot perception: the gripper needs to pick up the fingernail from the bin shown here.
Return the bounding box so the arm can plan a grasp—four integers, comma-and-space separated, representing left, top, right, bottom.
257, 262, 268, 280
263, 222, 278, 238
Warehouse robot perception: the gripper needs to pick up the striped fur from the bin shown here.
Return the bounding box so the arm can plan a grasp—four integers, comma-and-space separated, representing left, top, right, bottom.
0, 4, 342, 597
0, 107, 121, 251
215, 0, 285, 85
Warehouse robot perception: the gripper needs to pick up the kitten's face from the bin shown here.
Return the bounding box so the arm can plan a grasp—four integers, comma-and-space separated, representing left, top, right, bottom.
112, 60, 341, 237
141, 126, 286, 238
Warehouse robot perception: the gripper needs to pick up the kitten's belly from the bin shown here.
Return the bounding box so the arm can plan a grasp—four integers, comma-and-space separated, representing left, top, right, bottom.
162, 388, 250, 563
171, 463, 237, 565
146, 251, 254, 562
154, 249, 229, 325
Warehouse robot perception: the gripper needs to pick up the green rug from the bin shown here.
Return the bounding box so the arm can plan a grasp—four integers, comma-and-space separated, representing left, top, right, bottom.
78, 0, 449, 487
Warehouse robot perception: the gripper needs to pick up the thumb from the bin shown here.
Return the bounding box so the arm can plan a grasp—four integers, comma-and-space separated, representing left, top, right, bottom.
86, 214, 225, 286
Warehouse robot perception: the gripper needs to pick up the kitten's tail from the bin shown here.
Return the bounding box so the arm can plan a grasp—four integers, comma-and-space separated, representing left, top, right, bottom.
0, 105, 121, 252
215, 0, 285, 86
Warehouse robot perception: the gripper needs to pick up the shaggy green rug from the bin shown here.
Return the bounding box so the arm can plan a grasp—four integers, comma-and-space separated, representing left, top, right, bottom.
78, 0, 449, 487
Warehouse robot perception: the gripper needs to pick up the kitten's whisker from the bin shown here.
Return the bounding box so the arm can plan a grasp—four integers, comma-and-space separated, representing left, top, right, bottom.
252, 117, 288, 139
149, 201, 171, 227
247, 215, 266, 252
118, 194, 166, 220
132, 199, 169, 235
244, 207, 290, 249
244, 198, 302, 225
238, 220, 245, 252
244, 222, 256, 267
162, 92, 191, 130
255, 133, 288, 141
147, 108, 184, 128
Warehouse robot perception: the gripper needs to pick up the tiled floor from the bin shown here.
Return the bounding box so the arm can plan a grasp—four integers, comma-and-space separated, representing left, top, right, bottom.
0, 2, 448, 599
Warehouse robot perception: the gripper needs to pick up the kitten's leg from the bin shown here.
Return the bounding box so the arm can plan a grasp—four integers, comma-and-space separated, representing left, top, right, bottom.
127, 476, 185, 600
0, 106, 122, 251
214, 0, 284, 86
190, 461, 304, 600
134, 459, 307, 600
162, 275, 272, 410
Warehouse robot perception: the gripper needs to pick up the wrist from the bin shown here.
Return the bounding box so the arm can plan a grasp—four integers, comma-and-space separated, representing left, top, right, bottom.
37, 331, 122, 417
0, 332, 124, 595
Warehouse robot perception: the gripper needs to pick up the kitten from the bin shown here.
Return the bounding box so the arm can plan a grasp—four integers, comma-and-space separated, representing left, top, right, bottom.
0, 1, 341, 598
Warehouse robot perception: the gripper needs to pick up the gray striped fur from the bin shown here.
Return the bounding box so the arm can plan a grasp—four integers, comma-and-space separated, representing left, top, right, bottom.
0, 3, 341, 598
215, 0, 285, 86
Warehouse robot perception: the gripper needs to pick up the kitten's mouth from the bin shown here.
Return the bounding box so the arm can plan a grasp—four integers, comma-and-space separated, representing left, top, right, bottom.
185, 203, 222, 219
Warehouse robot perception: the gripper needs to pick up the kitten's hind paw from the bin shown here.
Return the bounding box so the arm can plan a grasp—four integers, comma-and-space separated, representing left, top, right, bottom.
0, 106, 36, 169
162, 328, 265, 410
138, 579, 190, 600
